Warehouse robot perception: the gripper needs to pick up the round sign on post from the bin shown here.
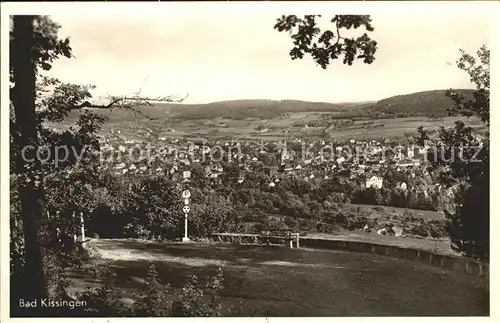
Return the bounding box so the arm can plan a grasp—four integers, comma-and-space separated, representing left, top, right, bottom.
182, 190, 191, 199
183, 205, 191, 213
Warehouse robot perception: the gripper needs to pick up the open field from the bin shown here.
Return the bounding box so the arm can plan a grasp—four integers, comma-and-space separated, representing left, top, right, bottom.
64, 90, 474, 123
52, 89, 485, 142
309, 116, 483, 140
87, 114, 482, 143
344, 204, 445, 221
67, 239, 488, 316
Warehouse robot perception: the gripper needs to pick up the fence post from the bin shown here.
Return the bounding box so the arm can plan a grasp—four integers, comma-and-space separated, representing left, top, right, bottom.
80, 212, 85, 241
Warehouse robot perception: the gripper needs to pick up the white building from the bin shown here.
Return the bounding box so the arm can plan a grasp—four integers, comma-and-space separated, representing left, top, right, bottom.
407, 146, 415, 159
366, 176, 383, 189
115, 162, 126, 170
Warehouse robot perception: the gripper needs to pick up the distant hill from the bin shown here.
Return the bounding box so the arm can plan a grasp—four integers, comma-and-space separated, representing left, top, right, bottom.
62, 89, 474, 124
341, 89, 475, 119
167, 99, 366, 120
65, 99, 366, 122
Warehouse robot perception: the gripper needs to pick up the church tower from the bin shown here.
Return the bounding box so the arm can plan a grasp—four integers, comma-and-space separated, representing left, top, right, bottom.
280, 138, 288, 165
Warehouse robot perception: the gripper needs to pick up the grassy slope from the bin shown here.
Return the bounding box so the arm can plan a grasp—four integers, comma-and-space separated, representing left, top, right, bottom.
66, 239, 488, 316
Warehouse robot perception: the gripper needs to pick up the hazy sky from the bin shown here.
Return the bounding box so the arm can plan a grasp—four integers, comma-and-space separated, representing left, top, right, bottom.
46, 8, 491, 104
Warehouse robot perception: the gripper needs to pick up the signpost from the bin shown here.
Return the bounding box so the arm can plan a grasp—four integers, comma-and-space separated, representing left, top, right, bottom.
182, 190, 191, 242
182, 171, 192, 184
182, 190, 191, 199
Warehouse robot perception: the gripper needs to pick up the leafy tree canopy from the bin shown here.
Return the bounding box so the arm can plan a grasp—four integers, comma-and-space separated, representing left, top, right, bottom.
274, 15, 377, 69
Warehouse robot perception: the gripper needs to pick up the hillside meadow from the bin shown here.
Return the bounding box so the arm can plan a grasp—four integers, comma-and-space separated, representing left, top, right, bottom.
83, 114, 481, 142
52, 89, 482, 141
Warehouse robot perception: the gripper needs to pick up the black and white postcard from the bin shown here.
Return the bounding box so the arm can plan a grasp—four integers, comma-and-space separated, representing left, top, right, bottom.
1, 1, 496, 321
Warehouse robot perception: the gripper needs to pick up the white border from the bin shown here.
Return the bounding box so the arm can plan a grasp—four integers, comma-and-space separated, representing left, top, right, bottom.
0, 1, 499, 16
1, 1, 498, 322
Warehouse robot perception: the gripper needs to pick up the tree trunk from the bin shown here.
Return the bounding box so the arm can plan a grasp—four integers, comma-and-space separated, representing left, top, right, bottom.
12, 15, 48, 301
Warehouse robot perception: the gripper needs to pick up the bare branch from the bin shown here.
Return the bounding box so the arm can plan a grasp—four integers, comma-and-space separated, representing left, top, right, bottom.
73, 92, 189, 120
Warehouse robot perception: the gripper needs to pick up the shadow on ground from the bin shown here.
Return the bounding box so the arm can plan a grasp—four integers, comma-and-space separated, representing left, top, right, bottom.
64, 239, 489, 316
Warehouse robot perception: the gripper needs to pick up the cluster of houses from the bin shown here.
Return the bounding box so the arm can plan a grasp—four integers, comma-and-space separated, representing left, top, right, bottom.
96, 129, 437, 193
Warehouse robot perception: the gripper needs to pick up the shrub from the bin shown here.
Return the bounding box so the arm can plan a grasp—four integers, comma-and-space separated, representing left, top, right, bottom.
315, 222, 340, 234
298, 219, 312, 231
333, 213, 347, 226
366, 217, 378, 227
77, 264, 230, 317
284, 217, 299, 231
345, 216, 368, 231
241, 212, 256, 222
251, 223, 265, 233
133, 264, 172, 316
172, 267, 225, 317
76, 265, 131, 316
409, 224, 429, 237
427, 220, 448, 239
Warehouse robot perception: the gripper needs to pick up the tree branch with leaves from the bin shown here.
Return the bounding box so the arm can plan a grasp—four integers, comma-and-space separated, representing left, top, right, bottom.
417, 46, 490, 261
274, 15, 377, 69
